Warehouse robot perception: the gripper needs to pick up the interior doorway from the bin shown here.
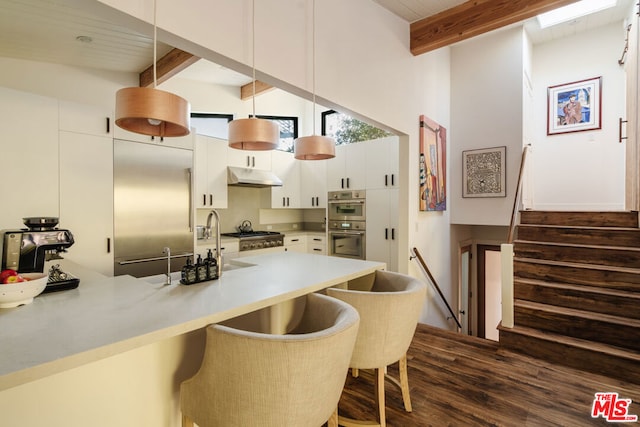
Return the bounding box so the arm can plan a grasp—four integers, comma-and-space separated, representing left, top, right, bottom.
477, 245, 502, 341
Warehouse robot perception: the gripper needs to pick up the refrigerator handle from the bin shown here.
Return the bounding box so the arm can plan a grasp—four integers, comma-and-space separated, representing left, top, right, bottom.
187, 168, 193, 232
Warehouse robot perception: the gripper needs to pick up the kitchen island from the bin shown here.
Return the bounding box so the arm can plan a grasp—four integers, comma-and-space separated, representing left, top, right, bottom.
0, 252, 385, 427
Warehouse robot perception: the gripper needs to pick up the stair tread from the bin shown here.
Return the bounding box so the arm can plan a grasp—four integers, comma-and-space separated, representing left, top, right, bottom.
500, 323, 640, 360
514, 256, 640, 274
514, 239, 640, 252
518, 224, 640, 232
514, 299, 640, 327
514, 277, 640, 298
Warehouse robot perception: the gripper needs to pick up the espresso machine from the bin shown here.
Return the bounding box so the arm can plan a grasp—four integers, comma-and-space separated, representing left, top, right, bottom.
1, 217, 78, 292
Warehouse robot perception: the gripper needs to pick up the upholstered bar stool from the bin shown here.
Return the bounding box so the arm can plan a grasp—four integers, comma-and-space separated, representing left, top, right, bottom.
327, 270, 427, 427
180, 293, 360, 427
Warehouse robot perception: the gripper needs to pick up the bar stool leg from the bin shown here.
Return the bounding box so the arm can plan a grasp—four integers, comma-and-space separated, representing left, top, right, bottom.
182, 414, 194, 427
399, 353, 412, 412
375, 367, 386, 427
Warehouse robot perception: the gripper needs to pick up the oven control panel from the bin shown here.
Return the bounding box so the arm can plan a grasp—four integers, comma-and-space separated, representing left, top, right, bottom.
328, 221, 365, 231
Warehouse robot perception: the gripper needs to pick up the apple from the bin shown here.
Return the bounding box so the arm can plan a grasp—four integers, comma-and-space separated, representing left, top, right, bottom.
0, 269, 18, 284
4, 275, 20, 284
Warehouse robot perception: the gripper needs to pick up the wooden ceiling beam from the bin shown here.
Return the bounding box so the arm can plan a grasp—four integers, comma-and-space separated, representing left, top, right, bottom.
240, 80, 275, 100
139, 48, 200, 87
410, 0, 579, 56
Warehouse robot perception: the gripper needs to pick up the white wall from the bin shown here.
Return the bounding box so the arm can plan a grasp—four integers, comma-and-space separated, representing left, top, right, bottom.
449, 27, 526, 226
531, 22, 626, 210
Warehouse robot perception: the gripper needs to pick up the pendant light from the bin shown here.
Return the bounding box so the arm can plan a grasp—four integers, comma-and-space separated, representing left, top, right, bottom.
115, 0, 190, 137
294, 0, 335, 160
228, 0, 279, 150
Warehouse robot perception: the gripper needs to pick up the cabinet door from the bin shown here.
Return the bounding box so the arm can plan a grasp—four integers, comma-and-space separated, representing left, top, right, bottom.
59, 100, 112, 137
0, 87, 59, 228
326, 143, 367, 191
113, 126, 194, 150
366, 137, 399, 189
300, 160, 327, 208
365, 188, 398, 271
59, 131, 114, 275
195, 135, 228, 208
271, 151, 300, 208
227, 148, 272, 170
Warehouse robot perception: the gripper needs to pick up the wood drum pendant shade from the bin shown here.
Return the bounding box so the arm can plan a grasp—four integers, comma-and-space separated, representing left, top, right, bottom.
115, 87, 191, 137
228, 117, 280, 150
294, 135, 335, 160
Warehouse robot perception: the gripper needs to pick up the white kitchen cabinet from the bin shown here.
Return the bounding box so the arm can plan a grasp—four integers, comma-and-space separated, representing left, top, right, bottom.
326, 143, 367, 191
365, 188, 398, 272
270, 151, 300, 208
0, 87, 59, 228
365, 136, 399, 189
306, 233, 326, 255
284, 234, 307, 253
196, 239, 239, 264
300, 159, 327, 208
59, 131, 114, 276
195, 135, 228, 208
59, 100, 112, 137
113, 125, 194, 150
227, 148, 272, 170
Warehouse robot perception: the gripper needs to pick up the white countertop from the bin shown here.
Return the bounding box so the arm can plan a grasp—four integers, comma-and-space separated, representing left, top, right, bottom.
0, 252, 384, 391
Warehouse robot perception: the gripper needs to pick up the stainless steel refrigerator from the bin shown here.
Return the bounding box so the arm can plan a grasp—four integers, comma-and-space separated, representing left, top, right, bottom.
113, 139, 193, 277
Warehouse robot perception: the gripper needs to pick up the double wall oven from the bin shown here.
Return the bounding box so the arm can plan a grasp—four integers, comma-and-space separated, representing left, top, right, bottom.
328, 190, 366, 260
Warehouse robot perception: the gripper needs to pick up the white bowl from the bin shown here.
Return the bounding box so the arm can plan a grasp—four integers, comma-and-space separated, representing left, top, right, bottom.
0, 273, 48, 308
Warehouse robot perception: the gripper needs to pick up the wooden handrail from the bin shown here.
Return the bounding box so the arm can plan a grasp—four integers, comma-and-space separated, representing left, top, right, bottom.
410, 247, 462, 330
507, 144, 532, 243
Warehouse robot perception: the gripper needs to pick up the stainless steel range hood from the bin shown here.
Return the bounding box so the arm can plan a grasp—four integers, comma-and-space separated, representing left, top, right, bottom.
227, 166, 283, 187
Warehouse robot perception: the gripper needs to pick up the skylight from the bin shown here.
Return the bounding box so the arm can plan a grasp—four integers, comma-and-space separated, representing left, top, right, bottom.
537, 0, 617, 28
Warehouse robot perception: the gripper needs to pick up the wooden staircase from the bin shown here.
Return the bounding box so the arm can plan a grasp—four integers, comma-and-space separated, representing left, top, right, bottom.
498, 210, 640, 384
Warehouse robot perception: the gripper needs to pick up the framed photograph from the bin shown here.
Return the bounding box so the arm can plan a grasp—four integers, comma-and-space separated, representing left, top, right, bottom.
462, 146, 506, 198
547, 76, 602, 135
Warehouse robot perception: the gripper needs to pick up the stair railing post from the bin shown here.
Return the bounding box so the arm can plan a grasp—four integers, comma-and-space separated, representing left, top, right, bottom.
500, 243, 514, 328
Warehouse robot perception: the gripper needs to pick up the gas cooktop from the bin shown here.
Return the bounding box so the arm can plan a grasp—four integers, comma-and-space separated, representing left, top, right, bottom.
221, 231, 282, 239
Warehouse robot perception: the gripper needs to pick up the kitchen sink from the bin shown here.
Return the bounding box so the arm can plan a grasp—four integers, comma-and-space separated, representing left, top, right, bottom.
143, 260, 255, 285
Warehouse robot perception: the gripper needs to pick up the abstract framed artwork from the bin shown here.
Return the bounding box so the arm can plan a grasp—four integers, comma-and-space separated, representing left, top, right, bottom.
462, 146, 506, 198
547, 76, 602, 135
419, 115, 447, 211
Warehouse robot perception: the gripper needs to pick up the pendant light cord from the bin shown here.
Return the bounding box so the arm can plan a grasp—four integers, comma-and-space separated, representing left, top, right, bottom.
153, 0, 157, 89
252, 0, 256, 117
312, 0, 316, 135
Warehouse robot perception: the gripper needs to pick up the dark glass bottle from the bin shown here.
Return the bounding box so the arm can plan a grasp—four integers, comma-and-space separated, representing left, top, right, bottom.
195, 254, 208, 282
181, 258, 197, 285
205, 249, 218, 280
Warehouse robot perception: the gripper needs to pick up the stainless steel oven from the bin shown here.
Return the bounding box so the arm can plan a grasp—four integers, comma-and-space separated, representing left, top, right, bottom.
328, 190, 366, 222
328, 221, 366, 260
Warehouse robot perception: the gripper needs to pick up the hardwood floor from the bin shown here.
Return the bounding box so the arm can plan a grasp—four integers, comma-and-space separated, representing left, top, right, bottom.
336, 323, 640, 426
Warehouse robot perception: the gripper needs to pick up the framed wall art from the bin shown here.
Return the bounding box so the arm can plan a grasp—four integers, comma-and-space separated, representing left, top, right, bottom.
547, 76, 602, 135
462, 146, 506, 198
419, 115, 447, 211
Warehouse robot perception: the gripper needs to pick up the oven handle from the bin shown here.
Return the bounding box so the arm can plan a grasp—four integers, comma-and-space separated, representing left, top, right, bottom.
329, 230, 365, 236
328, 200, 365, 205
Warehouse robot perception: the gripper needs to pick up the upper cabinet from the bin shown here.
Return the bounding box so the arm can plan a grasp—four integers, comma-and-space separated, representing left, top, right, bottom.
227, 148, 272, 170
113, 125, 194, 150
270, 151, 300, 208
0, 87, 59, 228
365, 136, 399, 189
59, 100, 112, 137
326, 143, 368, 191
300, 159, 327, 208
195, 135, 228, 209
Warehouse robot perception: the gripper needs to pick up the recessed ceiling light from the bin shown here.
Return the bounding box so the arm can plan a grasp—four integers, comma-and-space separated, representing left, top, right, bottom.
537, 0, 617, 29
75, 35, 93, 43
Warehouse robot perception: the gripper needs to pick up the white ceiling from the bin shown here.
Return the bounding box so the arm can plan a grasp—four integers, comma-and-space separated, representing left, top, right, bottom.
0, 0, 633, 86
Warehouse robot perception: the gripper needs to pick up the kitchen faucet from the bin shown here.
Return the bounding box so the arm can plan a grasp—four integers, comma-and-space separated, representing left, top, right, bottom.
205, 209, 223, 278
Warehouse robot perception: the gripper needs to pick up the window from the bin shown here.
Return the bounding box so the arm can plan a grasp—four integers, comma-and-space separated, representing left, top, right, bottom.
321, 110, 392, 144
190, 113, 233, 139
255, 115, 298, 152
